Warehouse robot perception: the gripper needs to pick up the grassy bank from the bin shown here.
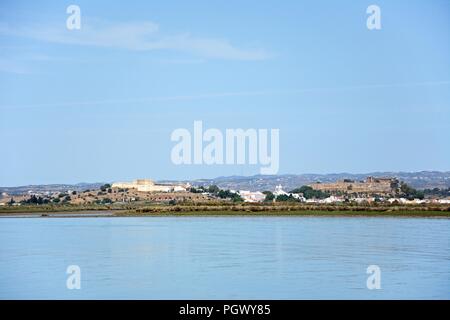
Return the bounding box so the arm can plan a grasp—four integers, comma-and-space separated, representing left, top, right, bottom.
1, 203, 449, 217
0, 203, 129, 214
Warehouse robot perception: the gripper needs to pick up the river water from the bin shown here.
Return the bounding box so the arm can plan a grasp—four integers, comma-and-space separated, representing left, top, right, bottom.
0, 216, 449, 299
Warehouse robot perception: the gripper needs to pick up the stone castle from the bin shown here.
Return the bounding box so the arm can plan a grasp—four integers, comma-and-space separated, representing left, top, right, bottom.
112, 179, 189, 193
310, 176, 399, 195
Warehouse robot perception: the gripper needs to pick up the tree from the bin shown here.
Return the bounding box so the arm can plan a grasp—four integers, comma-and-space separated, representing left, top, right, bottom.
23, 195, 45, 205
262, 191, 275, 202
423, 187, 450, 197
189, 186, 205, 193
217, 189, 243, 202
290, 186, 329, 199
101, 198, 112, 204
400, 182, 424, 200
276, 194, 297, 202
208, 185, 220, 194
100, 184, 111, 192
231, 194, 244, 203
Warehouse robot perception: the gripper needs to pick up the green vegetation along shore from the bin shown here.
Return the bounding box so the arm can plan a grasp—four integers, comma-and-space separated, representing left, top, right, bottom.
1, 202, 449, 218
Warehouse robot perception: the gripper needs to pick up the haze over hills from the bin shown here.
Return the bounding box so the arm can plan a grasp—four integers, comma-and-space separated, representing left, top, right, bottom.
0, 183, 105, 196
185, 171, 450, 192
2, 171, 449, 195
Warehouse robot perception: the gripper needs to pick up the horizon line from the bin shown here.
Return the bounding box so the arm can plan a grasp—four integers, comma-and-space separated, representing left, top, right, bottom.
1, 170, 449, 188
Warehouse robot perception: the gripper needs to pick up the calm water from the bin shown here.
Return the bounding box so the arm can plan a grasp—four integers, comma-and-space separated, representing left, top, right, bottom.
0, 216, 449, 299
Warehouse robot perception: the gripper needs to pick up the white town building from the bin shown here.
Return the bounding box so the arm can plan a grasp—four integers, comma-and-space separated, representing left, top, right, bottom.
274, 185, 288, 196
238, 190, 266, 203
112, 179, 189, 193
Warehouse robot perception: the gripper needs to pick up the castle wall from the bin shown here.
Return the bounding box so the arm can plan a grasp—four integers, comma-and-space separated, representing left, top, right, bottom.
310, 177, 396, 194
112, 179, 187, 193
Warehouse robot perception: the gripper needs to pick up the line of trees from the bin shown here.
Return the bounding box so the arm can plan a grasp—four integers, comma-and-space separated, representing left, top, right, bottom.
21, 195, 50, 205
423, 187, 450, 197
290, 186, 330, 199
399, 182, 424, 200
177, 181, 438, 204
190, 185, 243, 202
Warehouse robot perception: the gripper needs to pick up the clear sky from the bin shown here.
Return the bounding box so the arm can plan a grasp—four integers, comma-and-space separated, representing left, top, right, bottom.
0, 0, 449, 186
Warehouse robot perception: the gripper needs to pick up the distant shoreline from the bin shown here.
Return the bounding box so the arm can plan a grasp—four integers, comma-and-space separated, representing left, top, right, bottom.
1, 209, 449, 218
2, 202, 449, 218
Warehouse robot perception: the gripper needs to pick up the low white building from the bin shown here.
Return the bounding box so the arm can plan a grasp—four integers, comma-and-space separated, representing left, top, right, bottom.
273, 185, 306, 202
137, 184, 172, 192
291, 193, 306, 202
174, 185, 188, 192
388, 198, 430, 205
352, 197, 369, 204
274, 185, 288, 196
388, 198, 408, 204
112, 179, 188, 193
239, 190, 266, 203
321, 195, 344, 204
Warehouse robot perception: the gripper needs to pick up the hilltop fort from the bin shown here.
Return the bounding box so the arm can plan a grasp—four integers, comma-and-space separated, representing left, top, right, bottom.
112, 179, 189, 193
309, 177, 399, 195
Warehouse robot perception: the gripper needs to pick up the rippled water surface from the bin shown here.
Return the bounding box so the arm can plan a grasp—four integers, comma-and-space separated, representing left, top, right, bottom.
0, 216, 449, 299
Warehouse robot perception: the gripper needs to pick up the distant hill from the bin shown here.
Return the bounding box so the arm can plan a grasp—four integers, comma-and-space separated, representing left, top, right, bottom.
1, 171, 449, 195
0, 183, 104, 196
185, 171, 450, 192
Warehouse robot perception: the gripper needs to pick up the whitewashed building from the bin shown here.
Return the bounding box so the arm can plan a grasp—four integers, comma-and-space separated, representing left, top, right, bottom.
112, 179, 189, 193
274, 185, 288, 196
239, 190, 266, 203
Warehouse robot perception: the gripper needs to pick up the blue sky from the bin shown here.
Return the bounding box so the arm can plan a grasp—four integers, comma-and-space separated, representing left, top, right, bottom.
0, 0, 449, 186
